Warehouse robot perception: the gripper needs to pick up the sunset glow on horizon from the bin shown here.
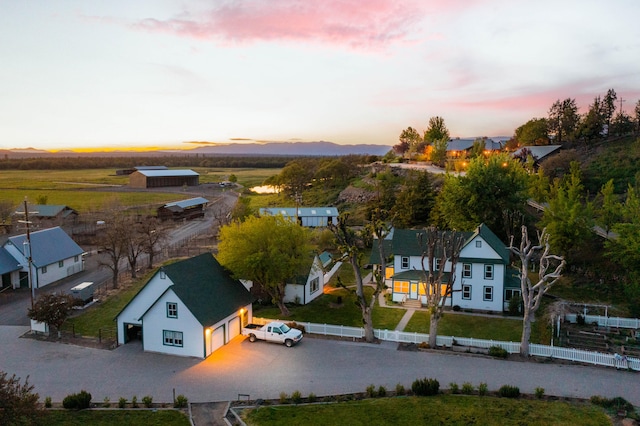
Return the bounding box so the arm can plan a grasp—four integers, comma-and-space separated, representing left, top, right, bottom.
1, 1, 639, 151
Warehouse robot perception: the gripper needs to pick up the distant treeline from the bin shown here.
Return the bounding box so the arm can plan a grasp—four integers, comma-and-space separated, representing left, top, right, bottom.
0, 155, 317, 170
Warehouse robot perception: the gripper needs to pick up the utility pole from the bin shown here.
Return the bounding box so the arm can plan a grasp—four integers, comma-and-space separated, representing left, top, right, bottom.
18, 199, 36, 308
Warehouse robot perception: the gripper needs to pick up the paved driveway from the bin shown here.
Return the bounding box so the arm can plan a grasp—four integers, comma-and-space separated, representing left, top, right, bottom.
1, 326, 638, 406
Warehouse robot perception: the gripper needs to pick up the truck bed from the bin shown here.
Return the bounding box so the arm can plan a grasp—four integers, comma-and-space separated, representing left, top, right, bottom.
244, 324, 262, 330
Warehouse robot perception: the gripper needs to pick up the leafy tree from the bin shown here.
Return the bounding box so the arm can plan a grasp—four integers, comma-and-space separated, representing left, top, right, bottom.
528, 168, 550, 203
540, 163, 594, 259
469, 138, 486, 159
230, 196, 254, 221
419, 226, 465, 348
274, 159, 315, 199
330, 212, 390, 342
578, 96, 605, 142
35, 195, 48, 205
602, 88, 617, 132
509, 226, 566, 356
605, 185, 640, 315
424, 116, 450, 144
392, 170, 435, 228
429, 137, 449, 167
548, 98, 580, 144
217, 215, 312, 317
396, 127, 422, 157
635, 100, 640, 135
433, 154, 529, 239
228, 173, 237, 183
514, 118, 550, 145
610, 111, 634, 137
595, 179, 622, 234
0, 371, 41, 425
27, 293, 79, 337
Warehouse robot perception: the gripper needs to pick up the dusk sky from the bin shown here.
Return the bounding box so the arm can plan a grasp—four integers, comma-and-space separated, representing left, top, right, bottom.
1, 1, 639, 151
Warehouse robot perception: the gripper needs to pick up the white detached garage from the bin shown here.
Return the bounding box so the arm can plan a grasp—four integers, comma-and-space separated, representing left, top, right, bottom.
116, 253, 254, 358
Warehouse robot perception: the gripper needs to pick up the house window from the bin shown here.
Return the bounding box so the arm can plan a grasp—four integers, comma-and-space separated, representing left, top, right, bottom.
393, 281, 409, 294
310, 277, 320, 294
462, 284, 472, 300
58, 260, 64, 268
41, 266, 47, 274
163, 330, 183, 347
462, 263, 472, 278
434, 259, 441, 271
74, 255, 79, 262
160, 271, 166, 279
476, 240, 482, 248
167, 302, 178, 318
484, 264, 494, 280
401, 257, 409, 269
483, 286, 493, 301
505, 289, 521, 301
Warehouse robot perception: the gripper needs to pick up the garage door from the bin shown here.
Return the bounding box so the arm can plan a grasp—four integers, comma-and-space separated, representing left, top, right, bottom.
211, 325, 225, 353
228, 317, 241, 340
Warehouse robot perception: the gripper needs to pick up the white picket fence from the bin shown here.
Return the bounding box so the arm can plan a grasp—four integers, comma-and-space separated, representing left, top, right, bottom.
253, 317, 640, 371
565, 313, 640, 330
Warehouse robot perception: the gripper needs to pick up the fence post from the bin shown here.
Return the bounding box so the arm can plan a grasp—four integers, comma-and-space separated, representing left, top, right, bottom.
99, 328, 102, 343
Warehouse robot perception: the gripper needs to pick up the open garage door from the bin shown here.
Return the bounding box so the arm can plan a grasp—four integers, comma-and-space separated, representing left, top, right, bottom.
211, 325, 225, 353
228, 317, 241, 340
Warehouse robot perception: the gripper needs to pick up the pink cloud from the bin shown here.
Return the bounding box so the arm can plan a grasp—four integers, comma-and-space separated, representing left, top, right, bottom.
133, 0, 477, 48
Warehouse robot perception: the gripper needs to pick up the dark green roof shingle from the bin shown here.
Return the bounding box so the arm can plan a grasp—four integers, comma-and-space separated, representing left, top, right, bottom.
162, 253, 254, 326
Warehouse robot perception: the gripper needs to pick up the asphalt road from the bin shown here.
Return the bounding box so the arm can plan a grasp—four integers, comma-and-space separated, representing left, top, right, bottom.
1, 326, 638, 407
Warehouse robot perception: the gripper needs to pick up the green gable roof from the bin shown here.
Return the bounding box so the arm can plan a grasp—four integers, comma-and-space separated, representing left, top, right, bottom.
161, 253, 254, 326
463, 223, 509, 264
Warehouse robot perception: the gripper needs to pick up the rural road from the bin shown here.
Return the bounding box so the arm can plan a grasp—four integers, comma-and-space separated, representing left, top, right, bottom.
0, 325, 638, 407
0, 189, 238, 326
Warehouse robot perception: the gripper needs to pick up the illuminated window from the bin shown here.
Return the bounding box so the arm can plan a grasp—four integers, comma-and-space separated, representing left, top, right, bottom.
393, 281, 409, 293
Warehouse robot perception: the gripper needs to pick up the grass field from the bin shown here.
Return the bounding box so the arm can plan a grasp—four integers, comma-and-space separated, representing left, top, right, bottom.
0, 167, 281, 212
242, 395, 611, 426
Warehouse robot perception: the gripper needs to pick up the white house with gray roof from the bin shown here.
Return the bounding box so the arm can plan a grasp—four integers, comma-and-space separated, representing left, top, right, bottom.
2, 227, 85, 289
259, 207, 338, 227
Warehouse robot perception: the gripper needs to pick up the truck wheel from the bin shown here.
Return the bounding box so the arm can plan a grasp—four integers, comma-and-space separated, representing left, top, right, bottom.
249, 334, 256, 342
285, 339, 293, 347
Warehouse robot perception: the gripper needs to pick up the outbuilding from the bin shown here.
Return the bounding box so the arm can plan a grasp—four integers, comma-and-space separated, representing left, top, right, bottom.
116, 253, 254, 358
129, 169, 199, 188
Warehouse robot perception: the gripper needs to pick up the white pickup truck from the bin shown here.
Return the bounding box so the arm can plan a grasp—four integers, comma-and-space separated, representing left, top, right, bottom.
242, 321, 303, 347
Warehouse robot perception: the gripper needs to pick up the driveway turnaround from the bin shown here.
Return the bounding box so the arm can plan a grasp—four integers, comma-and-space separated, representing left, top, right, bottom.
1, 326, 638, 406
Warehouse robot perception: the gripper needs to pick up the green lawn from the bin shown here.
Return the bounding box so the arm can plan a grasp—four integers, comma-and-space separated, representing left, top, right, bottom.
404, 311, 523, 342
36, 409, 190, 426
66, 271, 155, 337
253, 286, 406, 331
242, 395, 611, 426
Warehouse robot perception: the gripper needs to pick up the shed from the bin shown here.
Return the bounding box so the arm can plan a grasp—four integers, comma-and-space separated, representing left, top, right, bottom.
157, 197, 209, 221
129, 169, 199, 188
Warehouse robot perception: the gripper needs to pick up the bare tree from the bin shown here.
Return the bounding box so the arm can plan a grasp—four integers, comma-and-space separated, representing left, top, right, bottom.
137, 216, 167, 269
509, 225, 566, 356
125, 219, 146, 279
330, 212, 390, 343
419, 226, 465, 348
97, 207, 129, 289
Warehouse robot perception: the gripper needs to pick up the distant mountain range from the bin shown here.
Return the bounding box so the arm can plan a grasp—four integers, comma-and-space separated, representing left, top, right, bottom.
184, 141, 392, 156
0, 141, 392, 158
